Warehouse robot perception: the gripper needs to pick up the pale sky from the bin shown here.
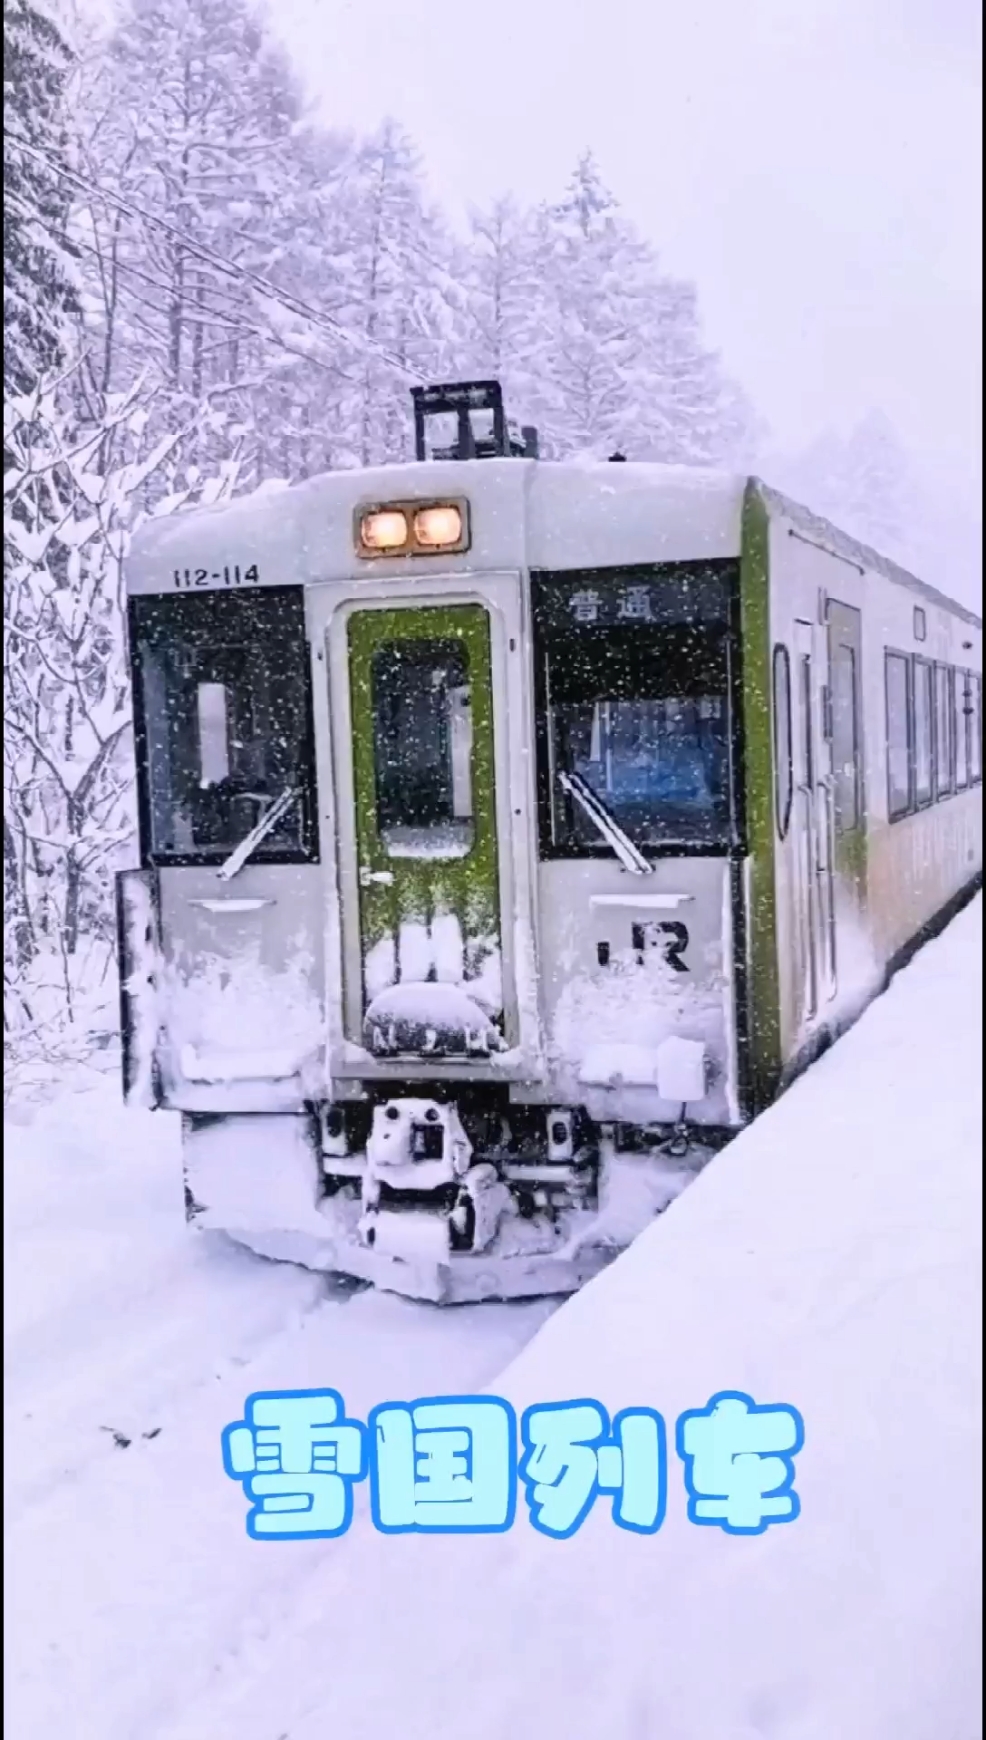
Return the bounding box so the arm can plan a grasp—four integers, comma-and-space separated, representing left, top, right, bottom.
270, 0, 982, 511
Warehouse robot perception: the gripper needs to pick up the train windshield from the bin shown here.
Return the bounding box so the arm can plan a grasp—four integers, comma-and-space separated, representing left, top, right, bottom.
533, 570, 735, 852
129, 587, 316, 864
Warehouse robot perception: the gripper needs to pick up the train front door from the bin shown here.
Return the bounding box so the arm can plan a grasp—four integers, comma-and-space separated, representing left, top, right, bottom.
341, 602, 506, 1059
792, 618, 837, 1026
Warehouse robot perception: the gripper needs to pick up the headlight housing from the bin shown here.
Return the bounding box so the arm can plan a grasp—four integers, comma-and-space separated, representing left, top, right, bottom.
355, 498, 470, 558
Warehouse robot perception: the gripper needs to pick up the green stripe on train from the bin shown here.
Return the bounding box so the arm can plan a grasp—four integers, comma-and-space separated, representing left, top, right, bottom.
740, 478, 782, 1110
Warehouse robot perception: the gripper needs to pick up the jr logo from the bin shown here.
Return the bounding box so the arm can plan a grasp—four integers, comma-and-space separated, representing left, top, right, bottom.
632, 921, 690, 973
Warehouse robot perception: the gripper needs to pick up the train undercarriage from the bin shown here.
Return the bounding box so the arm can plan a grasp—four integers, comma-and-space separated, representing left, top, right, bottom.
182, 1095, 721, 1305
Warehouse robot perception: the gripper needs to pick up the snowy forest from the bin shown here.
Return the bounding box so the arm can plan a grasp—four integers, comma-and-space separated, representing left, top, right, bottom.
2, 0, 974, 1090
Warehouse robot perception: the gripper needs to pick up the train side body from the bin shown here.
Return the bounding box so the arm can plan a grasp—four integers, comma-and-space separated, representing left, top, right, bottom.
752, 483, 982, 1093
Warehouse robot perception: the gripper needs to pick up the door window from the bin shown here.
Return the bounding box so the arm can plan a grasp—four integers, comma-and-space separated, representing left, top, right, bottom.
830, 641, 860, 832
370, 637, 475, 859
955, 669, 970, 789
772, 644, 793, 838
935, 665, 954, 796
798, 653, 814, 785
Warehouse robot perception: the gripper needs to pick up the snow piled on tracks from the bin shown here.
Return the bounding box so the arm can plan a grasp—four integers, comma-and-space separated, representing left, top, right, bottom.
3, 1075, 557, 1740
158, 894, 981, 1740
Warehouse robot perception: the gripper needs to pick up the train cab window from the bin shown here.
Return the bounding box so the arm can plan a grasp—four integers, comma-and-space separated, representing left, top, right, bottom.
885, 651, 912, 819
369, 638, 474, 858
533, 568, 734, 853
913, 657, 934, 807
935, 665, 954, 797
772, 644, 793, 838
129, 587, 316, 865
955, 670, 970, 790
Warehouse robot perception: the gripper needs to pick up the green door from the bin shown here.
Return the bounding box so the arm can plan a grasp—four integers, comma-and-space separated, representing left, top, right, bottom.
826, 599, 867, 908
347, 604, 505, 1058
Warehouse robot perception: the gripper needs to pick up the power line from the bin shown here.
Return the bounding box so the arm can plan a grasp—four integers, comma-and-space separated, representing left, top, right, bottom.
5, 131, 431, 387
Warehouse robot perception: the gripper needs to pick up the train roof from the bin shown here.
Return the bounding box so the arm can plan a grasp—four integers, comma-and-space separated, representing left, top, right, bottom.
755, 480, 982, 631
125, 456, 981, 630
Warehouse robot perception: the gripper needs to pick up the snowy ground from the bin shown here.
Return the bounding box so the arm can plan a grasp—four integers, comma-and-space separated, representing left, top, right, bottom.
5, 896, 982, 1740
4, 1076, 559, 1739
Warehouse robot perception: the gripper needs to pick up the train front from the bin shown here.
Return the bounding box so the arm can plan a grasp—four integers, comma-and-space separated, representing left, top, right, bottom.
118, 382, 749, 1303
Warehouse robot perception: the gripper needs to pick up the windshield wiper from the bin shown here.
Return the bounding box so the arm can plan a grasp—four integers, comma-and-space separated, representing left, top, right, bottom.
558, 769, 654, 876
216, 787, 301, 883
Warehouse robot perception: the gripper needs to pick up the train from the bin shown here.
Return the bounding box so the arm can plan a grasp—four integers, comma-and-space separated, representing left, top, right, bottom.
117, 380, 983, 1303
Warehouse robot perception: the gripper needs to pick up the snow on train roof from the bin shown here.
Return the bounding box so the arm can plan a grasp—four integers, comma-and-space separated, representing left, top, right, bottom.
125, 457, 747, 593
125, 456, 982, 630
758, 480, 983, 631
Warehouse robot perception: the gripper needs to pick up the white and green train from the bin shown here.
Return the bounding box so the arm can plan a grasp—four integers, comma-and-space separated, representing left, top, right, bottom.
118, 381, 983, 1302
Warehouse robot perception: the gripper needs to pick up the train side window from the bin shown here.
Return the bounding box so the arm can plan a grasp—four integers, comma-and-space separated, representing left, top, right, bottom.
772, 644, 793, 839
913, 657, 934, 807
935, 665, 954, 798
971, 675, 982, 784
885, 651, 912, 819
830, 640, 860, 832
955, 669, 970, 790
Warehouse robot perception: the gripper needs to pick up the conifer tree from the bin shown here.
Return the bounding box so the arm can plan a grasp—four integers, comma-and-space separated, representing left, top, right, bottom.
3, 0, 80, 396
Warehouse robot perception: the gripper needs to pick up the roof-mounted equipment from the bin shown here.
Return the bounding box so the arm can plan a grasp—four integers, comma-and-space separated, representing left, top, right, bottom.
412, 380, 539, 463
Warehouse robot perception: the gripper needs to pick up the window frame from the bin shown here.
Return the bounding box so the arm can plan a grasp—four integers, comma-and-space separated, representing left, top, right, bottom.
885, 648, 914, 822
912, 653, 935, 810
828, 633, 862, 836
954, 666, 971, 792
934, 663, 955, 799
772, 643, 794, 840
531, 560, 745, 860
970, 673, 982, 785
129, 586, 319, 871
369, 633, 476, 853
913, 605, 927, 643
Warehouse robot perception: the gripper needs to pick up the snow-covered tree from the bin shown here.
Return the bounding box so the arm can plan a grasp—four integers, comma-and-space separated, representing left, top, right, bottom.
3, 19, 772, 1089
3, 365, 241, 1078
323, 122, 459, 467
3, 0, 81, 397
463, 154, 758, 466
456, 194, 554, 432
71, 0, 312, 485
777, 411, 915, 562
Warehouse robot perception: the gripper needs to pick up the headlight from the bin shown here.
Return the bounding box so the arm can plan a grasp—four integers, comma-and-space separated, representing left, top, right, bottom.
354, 498, 470, 558
359, 508, 409, 552
413, 504, 462, 549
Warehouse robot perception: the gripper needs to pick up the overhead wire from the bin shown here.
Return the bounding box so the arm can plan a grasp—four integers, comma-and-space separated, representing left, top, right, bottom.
5, 131, 431, 386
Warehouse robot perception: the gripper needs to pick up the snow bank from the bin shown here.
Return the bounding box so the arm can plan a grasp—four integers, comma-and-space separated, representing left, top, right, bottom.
4, 1077, 556, 1740
175, 896, 981, 1740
